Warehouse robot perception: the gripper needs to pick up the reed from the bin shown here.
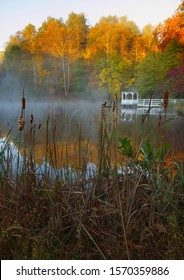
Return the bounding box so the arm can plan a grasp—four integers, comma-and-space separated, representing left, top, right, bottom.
0, 94, 184, 260
98, 99, 120, 178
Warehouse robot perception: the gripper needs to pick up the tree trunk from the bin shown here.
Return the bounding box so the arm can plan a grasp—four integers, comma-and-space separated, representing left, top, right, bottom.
62, 55, 68, 96
31, 53, 37, 89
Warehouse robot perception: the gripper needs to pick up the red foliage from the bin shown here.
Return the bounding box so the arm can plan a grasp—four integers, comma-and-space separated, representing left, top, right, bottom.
168, 61, 184, 97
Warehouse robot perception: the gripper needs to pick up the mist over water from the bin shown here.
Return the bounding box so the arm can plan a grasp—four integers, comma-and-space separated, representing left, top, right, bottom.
0, 95, 106, 142
0, 91, 183, 154
0, 72, 108, 139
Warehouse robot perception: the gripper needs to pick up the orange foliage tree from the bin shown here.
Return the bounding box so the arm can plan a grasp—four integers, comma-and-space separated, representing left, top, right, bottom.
1, 1, 183, 98
155, 6, 184, 49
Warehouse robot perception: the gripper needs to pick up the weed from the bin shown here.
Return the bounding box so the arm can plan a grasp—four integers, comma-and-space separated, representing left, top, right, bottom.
0, 93, 184, 259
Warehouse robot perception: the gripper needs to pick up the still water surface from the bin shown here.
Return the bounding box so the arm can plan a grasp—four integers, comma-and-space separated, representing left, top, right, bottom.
0, 99, 183, 156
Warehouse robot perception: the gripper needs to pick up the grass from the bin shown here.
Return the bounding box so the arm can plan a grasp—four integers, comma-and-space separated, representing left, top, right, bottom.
0, 95, 184, 260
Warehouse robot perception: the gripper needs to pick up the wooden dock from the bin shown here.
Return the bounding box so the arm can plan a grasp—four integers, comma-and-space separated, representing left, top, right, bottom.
137, 99, 162, 107
121, 98, 184, 108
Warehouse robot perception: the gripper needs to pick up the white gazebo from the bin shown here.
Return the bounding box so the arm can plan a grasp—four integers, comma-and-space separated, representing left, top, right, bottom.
121, 91, 138, 106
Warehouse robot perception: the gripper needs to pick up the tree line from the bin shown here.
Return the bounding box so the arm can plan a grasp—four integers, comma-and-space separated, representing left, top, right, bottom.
0, 1, 184, 99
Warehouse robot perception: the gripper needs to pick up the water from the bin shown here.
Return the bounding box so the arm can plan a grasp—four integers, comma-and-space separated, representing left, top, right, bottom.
119, 106, 184, 153
0, 99, 183, 162
0, 136, 98, 187
0, 100, 100, 139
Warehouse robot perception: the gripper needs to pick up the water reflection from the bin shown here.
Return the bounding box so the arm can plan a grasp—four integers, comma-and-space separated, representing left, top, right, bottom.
0, 99, 183, 157
0, 136, 145, 185
121, 107, 171, 122
119, 106, 184, 153
0, 100, 101, 145
0, 98, 184, 185
0, 136, 97, 186
0, 136, 21, 176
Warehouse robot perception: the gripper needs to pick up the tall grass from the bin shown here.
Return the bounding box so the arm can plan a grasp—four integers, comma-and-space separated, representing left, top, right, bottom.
0, 93, 184, 259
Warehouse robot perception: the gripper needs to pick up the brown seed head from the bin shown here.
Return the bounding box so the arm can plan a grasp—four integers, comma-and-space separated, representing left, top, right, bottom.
30, 114, 34, 124
22, 97, 25, 110
163, 90, 169, 110
18, 117, 25, 131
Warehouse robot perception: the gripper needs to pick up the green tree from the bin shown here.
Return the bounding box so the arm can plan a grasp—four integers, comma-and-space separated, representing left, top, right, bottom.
99, 54, 133, 95
135, 47, 180, 97
3, 33, 30, 91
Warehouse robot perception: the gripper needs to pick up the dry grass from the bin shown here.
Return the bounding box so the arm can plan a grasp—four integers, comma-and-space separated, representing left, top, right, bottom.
0, 96, 184, 260
1, 163, 184, 260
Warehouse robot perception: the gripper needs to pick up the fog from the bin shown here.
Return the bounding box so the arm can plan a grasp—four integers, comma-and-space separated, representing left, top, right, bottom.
0, 94, 109, 142
0, 76, 183, 154
0, 70, 112, 144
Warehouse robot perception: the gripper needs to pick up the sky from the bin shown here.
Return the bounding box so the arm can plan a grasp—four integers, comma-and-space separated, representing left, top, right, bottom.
0, 0, 182, 51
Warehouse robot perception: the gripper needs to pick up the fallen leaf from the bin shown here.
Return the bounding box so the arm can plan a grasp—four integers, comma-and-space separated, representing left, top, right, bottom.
127, 240, 143, 251
154, 223, 167, 233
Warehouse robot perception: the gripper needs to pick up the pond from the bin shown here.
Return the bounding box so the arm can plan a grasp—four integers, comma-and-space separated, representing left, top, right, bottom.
119, 106, 184, 153
0, 98, 183, 170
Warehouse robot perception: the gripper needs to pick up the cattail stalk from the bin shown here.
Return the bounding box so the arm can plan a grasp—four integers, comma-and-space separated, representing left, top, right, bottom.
162, 90, 170, 161
18, 116, 25, 131
30, 113, 34, 125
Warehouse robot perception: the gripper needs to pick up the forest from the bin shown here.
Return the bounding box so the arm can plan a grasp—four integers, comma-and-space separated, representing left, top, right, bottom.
0, 1, 184, 99
0, 2, 184, 260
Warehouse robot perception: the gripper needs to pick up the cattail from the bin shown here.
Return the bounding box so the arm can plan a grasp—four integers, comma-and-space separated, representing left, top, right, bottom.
18, 116, 25, 131
112, 101, 116, 112
22, 89, 26, 110
102, 103, 106, 117
30, 113, 34, 124
22, 96, 25, 110
158, 113, 162, 127
163, 90, 169, 110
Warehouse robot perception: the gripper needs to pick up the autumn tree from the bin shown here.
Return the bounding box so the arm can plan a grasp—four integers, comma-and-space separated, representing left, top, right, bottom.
152, 1, 184, 97
2, 2, 182, 98
86, 16, 121, 61
85, 16, 140, 95
154, 1, 184, 49
37, 17, 69, 94
65, 13, 88, 92
21, 24, 38, 88
167, 60, 184, 98
37, 14, 88, 95
66, 12, 88, 60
